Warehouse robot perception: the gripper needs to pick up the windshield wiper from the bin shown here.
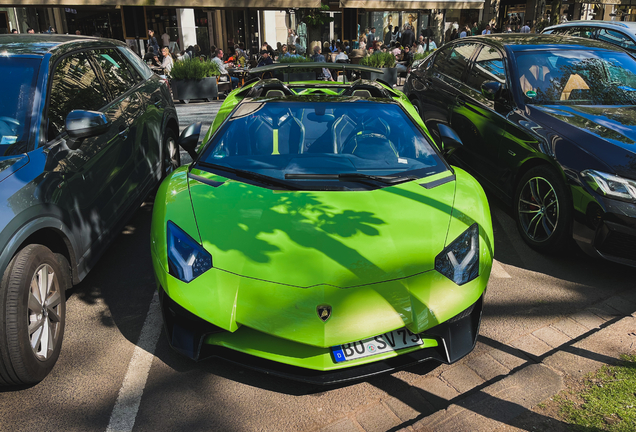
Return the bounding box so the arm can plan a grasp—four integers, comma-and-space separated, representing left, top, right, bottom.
197, 161, 300, 190
285, 173, 418, 185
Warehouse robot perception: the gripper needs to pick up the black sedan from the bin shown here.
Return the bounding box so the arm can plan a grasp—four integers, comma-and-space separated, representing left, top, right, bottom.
404, 34, 636, 266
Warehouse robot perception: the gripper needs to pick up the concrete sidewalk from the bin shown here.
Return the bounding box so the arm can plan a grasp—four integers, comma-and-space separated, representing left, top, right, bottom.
318, 290, 636, 432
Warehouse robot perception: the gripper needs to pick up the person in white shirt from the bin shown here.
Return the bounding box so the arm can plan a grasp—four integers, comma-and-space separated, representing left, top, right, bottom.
334, 46, 348, 61
161, 31, 170, 48
160, 47, 173, 74
520, 21, 531, 33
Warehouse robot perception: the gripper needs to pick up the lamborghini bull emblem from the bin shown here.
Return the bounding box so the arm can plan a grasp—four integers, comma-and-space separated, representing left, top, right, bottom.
317, 305, 332, 322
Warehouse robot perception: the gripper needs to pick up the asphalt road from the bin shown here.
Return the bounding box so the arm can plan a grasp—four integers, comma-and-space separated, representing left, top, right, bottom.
0, 100, 633, 432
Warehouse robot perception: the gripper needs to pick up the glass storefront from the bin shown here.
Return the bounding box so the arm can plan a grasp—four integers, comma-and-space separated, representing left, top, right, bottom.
66, 7, 123, 39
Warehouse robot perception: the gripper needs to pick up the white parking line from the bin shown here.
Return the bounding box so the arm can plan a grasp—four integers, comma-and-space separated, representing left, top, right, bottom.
491, 260, 512, 279
106, 291, 162, 432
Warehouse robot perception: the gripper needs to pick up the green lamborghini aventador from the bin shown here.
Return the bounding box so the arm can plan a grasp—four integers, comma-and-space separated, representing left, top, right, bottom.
151, 66, 494, 384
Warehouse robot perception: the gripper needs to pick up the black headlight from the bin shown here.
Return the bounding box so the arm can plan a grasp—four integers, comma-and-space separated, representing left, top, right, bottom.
435, 223, 479, 285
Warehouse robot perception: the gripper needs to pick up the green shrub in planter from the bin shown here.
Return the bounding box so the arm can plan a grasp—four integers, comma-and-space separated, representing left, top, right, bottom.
360, 52, 396, 69
170, 57, 221, 80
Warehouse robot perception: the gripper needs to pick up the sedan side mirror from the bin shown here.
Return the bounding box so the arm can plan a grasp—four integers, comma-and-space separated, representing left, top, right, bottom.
178, 122, 202, 160
65, 110, 110, 140
481, 81, 503, 101
437, 124, 463, 158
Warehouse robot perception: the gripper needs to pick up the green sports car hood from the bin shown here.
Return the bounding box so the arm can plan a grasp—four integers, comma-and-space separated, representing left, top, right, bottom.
187, 169, 457, 287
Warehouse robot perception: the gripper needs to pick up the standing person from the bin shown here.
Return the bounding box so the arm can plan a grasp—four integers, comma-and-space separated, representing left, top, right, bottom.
471, 22, 479, 35
459, 26, 468, 38
520, 21, 531, 33
482, 25, 492, 35
367, 27, 376, 46
450, 28, 459, 40
401, 24, 415, 50
287, 28, 296, 47
148, 30, 161, 59
384, 25, 393, 46
161, 30, 170, 49
359, 35, 366, 51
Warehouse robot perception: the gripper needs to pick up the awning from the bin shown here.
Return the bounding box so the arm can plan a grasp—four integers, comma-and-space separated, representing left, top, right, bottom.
10, 0, 322, 7
340, 0, 484, 9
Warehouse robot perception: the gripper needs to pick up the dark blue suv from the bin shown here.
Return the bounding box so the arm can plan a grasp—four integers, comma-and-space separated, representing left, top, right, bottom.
0, 35, 180, 386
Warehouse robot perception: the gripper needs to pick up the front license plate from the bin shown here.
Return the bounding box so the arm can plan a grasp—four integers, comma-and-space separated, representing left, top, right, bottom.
331, 328, 424, 363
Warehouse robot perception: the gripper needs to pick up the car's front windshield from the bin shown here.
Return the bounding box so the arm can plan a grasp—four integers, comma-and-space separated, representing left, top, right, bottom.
514, 49, 636, 105
0, 56, 40, 156
198, 101, 447, 188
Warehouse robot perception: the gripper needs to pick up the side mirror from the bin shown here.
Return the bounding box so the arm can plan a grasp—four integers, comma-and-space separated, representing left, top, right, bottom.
65, 110, 110, 140
481, 81, 503, 101
437, 124, 463, 157
178, 122, 202, 160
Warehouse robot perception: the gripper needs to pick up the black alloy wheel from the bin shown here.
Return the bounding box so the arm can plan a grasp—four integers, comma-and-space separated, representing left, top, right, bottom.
514, 166, 572, 253
0, 245, 69, 386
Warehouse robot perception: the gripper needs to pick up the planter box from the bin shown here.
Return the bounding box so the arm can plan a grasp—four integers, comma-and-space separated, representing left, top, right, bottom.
362, 68, 397, 86
282, 72, 317, 82
171, 77, 218, 103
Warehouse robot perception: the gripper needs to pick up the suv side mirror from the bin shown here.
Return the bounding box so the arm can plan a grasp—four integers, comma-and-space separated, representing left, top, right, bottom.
65, 110, 110, 140
437, 124, 463, 157
178, 122, 202, 160
481, 81, 503, 101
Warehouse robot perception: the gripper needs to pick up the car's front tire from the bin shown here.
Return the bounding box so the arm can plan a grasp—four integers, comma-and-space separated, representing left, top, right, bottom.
0, 245, 69, 386
514, 166, 572, 253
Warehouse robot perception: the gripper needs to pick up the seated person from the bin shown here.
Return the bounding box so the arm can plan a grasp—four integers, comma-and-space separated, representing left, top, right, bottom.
160, 47, 173, 74
212, 48, 239, 89
311, 45, 334, 81
335, 46, 349, 62
257, 50, 273, 67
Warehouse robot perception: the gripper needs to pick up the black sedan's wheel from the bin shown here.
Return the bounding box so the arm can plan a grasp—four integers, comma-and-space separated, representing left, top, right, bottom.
163, 128, 180, 177
0, 245, 69, 386
514, 166, 572, 253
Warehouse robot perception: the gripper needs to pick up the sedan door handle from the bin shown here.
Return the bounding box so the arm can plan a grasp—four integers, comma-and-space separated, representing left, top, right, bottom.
118, 124, 130, 139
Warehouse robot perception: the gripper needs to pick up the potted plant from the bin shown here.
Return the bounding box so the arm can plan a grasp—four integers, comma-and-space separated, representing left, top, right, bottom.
170, 58, 221, 103
278, 56, 317, 82
360, 52, 397, 86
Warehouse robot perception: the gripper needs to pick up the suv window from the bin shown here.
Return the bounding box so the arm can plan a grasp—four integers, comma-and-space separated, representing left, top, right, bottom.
92, 48, 139, 100
466, 46, 505, 91
597, 29, 636, 51
433, 43, 477, 81
117, 46, 153, 80
48, 52, 108, 140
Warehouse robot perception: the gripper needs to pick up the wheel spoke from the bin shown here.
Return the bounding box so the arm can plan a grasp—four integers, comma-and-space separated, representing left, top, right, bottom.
542, 215, 554, 236
529, 213, 543, 239
37, 267, 48, 304
46, 290, 61, 308
520, 209, 540, 214
530, 179, 543, 206
40, 318, 51, 355
30, 322, 44, 350
47, 306, 61, 324
28, 316, 45, 335
28, 292, 42, 312
31, 277, 42, 304
519, 198, 540, 208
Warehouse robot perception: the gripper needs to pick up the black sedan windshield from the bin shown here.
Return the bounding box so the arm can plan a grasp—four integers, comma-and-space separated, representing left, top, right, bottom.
199, 101, 446, 186
515, 49, 636, 105
0, 57, 40, 155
